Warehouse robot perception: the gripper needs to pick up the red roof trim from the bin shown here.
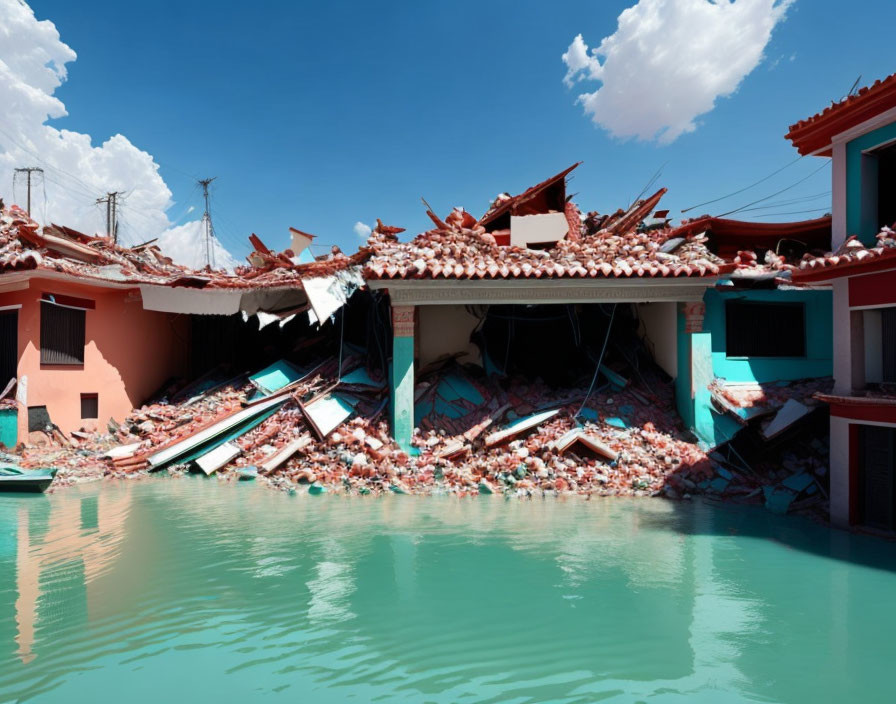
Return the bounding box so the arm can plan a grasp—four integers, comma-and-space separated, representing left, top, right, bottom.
792, 246, 896, 282
477, 163, 581, 228
671, 215, 832, 259
786, 73, 896, 156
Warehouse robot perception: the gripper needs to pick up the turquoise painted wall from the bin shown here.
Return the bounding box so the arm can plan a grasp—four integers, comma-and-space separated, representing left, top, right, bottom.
390, 335, 415, 453
704, 288, 833, 383
678, 286, 832, 447
846, 120, 896, 244
674, 308, 693, 429
0, 409, 16, 448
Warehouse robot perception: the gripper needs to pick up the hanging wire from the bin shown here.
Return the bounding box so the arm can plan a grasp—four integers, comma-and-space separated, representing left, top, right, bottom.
681, 154, 805, 213
575, 303, 617, 419
715, 160, 831, 218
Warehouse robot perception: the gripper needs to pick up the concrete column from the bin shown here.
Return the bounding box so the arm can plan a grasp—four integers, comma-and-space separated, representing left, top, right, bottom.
832, 142, 847, 250
391, 304, 416, 453
829, 415, 851, 528
832, 279, 853, 395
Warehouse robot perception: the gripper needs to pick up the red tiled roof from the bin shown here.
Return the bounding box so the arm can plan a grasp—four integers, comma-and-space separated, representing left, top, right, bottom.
670, 215, 832, 261
786, 73, 896, 156
0, 205, 364, 290
365, 188, 729, 281
792, 229, 896, 282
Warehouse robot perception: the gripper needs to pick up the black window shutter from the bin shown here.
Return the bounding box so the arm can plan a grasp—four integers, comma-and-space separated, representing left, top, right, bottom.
860, 425, 896, 531
0, 310, 16, 385
80, 393, 98, 419
40, 302, 86, 365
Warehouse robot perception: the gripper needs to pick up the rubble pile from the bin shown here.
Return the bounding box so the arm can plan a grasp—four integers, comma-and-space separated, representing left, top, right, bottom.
5, 346, 721, 498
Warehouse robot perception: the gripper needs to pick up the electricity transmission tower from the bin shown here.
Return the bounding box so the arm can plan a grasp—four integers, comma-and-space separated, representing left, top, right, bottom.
96, 192, 123, 242
14, 167, 43, 215
198, 177, 217, 268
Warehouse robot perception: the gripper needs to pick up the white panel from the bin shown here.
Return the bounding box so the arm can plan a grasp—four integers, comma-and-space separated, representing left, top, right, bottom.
139, 285, 242, 315
510, 212, 569, 248
637, 302, 677, 378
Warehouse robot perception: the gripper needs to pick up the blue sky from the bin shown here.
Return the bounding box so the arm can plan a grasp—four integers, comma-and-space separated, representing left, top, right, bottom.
20, 0, 896, 260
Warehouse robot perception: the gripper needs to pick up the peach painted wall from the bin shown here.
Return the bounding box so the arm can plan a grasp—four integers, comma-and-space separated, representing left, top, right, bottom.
0, 277, 188, 439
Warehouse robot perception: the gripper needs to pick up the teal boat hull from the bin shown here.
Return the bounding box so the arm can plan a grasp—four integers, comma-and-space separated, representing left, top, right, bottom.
0, 467, 57, 493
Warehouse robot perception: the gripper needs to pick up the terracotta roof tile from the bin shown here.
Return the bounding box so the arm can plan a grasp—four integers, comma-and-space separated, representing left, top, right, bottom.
793, 228, 896, 281
365, 188, 728, 281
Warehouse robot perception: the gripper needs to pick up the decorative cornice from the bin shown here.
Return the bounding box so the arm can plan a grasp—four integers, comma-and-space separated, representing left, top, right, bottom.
373, 278, 713, 305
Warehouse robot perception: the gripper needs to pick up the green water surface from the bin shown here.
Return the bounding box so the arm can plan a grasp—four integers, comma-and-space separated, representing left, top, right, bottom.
0, 479, 894, 703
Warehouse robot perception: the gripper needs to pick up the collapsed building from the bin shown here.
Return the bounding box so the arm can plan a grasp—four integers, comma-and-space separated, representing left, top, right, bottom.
0, 161, 835, 513
0, 206, 365, 445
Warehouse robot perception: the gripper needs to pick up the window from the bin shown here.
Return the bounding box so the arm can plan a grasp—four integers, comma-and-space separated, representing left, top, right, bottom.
859, 425, 896, 531
80, 393, 98, 419
876, 143, 896, 231
27, 405, 51, 432
40, 295, 91, 365
0, 309, 16, 387
725, 301, 806, 358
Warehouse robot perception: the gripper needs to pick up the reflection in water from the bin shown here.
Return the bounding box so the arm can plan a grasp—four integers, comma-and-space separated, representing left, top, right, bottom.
0, 480, 894, 703
12, 487, 133, 664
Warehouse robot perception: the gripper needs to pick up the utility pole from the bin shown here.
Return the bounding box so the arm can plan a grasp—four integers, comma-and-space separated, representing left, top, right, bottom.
14, 167, 43, 215
96, 191, 123, 242
198, 177, 217, 268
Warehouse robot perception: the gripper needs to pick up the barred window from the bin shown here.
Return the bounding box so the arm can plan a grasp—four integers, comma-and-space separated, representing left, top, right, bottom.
40, 296, 90, 365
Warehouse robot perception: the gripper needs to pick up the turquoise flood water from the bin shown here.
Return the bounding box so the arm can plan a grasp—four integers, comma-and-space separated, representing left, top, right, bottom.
0, 480, 895, 703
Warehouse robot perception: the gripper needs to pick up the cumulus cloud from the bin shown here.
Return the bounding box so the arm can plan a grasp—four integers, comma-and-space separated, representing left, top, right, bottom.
353, 221, 372, 239
0, 0, 236, 268
562, 0, 794, 143
156, 220, 241, 271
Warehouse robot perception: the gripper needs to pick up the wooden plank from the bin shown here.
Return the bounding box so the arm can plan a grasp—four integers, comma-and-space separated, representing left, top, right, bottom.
260, 435, 312, 474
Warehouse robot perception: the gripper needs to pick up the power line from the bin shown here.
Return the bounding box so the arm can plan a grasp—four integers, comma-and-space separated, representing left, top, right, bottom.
715, 160, 831, 218
13, 167, 43, 215
681, 154, 805, 214
744, 207, 831, 218
0, 124, 98, 195
730, 191, 832, 215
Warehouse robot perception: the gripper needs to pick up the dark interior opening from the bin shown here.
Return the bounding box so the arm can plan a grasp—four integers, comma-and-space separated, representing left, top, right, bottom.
877, 142, 896, 231
186, 291, 390, 386
0, 309, 17, 388
27, 405, 51, 432
470, 303, 656, 388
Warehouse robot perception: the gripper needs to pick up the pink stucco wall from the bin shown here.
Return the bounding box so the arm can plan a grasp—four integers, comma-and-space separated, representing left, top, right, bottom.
0, 277, 188, 439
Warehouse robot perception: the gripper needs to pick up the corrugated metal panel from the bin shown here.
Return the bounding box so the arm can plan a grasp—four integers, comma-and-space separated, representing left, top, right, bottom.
881, 308, 896, 383
40, 301, 85, 365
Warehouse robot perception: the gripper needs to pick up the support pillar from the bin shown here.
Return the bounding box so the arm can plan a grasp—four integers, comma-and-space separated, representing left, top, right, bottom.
390, 305, 416, 453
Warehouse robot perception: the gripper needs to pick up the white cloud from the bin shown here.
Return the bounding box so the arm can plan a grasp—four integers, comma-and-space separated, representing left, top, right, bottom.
156, 220, 241, 272
0, 0, 236, 269
353, 221, 371, 239
562, 0, 794, 143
